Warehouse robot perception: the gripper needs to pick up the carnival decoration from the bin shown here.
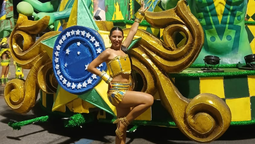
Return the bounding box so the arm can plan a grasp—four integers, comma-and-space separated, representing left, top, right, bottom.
124, 1, 231, 142
0, 0, 15, 38
161, 0, 253, 64
2, 0, 242, 143
52, 26, 107, 94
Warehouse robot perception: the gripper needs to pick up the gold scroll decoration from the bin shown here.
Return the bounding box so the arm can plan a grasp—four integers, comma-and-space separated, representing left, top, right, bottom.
124, 0, 231, 142
4, 14, 59, 114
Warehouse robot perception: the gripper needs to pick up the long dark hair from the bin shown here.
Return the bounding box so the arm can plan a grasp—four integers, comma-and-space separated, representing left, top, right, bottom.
109, 27, 123, 36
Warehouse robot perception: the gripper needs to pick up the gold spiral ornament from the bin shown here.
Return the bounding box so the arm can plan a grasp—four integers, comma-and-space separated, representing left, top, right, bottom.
124, 0, 231, 142
4, 14, 59, 113
4, 79, 25, 113
37, 61, 57, 94
185, 93, 231, 142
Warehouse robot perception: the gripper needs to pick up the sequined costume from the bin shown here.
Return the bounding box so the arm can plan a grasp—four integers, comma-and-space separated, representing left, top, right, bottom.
108, 82, 132, 106
107, 54, 131, 77
0, 38, 10, 66
0, 38, 11, 84
106, 54, 132, 106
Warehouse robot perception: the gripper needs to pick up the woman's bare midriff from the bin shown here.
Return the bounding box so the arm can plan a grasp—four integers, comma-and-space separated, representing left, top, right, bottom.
111, 73, 130, 83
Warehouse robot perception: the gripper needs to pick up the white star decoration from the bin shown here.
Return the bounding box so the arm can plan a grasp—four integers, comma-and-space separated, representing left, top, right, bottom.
55, 58, 59, 63
59, 75, 63, 80
96, 48, 102, 54
86, 32, 91, 38
76, 29, 80, 35
94, 41, 99, 47
83, 81, 87, 87
64, 63, 68, 67
77, 51, 81, 55
87, 78, 92, 84
66, 32, 71, 37
67, 82, 71, 87
55, 64, 59, 69
92, 74, 97, 79
62, 35, 66, 41
71, 30, 75, 35
59, 39, 63, 45
81, 31, 86, 36
54, 51, 59, 57
85, 64, 89, 70
66, 48, 70, 55
77, 41, 81, 46
77, 83, 82, 89
90, 37, 95, 42
63, 78, 67, 84
56, 45, 61, 50
71, 83, 76, 89
99, 63, 103, 67
57, 70, 61, 75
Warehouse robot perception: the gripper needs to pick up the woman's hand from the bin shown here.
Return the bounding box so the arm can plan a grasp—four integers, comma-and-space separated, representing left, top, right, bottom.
139, 1, 149, 13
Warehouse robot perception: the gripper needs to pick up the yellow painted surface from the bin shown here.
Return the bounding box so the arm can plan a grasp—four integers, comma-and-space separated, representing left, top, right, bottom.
247, 0, 255, 53
248, 75, 255, 96
247, 0, 255, 22
112, 2, 124, 20
56, 0, 70, 30
135, 107, 152, 121
213, 0, 226, 24
66, 98, 95, 113
52, 87, 78, 112
0, 15, 6, 20
153, 91, 160, 100
200, 77, 225, 99
42, 91, 47, 107
66, 0, 78, 28
226, 97, 251, 121
98, 30, 111, 48
126, 24, 147, 30
248, 25, 255, 53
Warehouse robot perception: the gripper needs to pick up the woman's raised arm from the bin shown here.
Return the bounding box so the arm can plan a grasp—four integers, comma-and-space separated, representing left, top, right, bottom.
122, 1, 148, 48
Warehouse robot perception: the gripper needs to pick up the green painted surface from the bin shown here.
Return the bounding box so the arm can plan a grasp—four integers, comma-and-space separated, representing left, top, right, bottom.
224, 76, 249, 99
79, 89, 115, 116
251, 96, 255, 119
151, 101, 174, 122
174, 77, 200, 99
77, 0, 99, 30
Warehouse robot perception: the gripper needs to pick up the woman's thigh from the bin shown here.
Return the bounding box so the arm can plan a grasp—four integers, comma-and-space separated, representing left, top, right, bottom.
118, 91, 153, 108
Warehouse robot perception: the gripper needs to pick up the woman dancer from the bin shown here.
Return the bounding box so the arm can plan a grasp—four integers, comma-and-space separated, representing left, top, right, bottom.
0, 37, 10, 86
88, 1, 153, 144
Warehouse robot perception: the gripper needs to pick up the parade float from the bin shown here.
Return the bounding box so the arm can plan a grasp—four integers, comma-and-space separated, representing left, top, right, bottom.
1, 0, 255, 143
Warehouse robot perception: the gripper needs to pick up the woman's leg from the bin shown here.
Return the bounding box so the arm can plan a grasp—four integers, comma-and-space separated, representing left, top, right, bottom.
4, 65, 9, 83
115, 91, 154, 141
1, 53, 8, 86
119, 91, 154, 123
115, 107, 130, 144
1, 66, 6, 86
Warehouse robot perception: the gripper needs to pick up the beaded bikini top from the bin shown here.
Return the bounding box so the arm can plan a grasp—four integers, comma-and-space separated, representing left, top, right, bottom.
107, 54, 131, 77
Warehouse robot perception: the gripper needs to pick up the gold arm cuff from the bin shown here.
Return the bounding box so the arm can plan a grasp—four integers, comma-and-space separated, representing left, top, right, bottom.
100, 71, 112, 84
135, 18, 141, 23
135, 10, 145, 23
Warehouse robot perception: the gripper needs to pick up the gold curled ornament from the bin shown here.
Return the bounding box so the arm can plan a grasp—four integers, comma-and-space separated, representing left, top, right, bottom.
4, 14, 59, 114
124, 0, 231, 142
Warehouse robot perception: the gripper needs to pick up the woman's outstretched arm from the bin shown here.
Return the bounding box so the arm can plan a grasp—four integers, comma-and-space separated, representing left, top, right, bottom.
122, 1, 147, 48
